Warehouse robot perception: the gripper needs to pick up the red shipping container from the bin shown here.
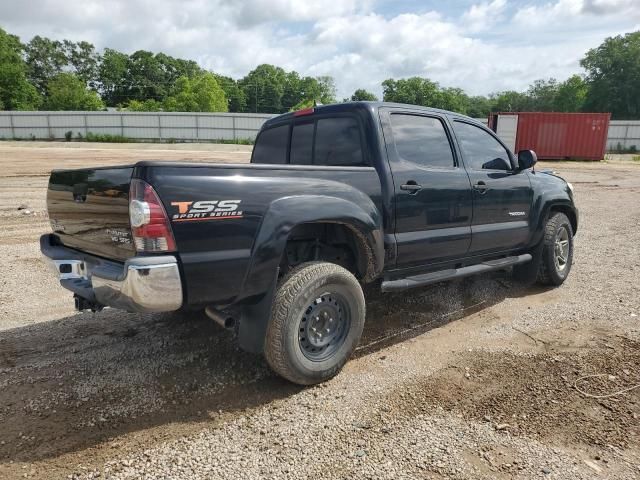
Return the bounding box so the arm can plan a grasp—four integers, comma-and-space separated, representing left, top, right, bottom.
489, 112, 611, 161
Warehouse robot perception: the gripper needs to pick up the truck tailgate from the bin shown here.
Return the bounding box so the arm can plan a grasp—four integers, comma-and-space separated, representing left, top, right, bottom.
47, 167, 135, 261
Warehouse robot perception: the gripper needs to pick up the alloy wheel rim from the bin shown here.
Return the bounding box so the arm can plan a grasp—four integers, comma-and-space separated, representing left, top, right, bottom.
554, 226, 570, 273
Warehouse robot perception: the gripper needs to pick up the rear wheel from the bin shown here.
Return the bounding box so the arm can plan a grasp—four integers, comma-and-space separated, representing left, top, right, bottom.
264, 262, 365, 385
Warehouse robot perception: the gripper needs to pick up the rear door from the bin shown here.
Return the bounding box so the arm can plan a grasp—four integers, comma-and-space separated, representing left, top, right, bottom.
381, 109, 473, 269
451, 120, 532, 255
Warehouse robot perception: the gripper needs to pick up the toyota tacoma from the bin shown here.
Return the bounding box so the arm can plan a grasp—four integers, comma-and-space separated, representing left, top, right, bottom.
41, 102, 578, 385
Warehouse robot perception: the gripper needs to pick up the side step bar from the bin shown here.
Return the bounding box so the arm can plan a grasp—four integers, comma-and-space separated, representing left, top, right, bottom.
381, 254, 532, 293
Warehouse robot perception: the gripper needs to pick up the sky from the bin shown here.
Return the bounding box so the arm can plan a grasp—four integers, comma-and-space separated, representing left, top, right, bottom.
1, 0, 639, 98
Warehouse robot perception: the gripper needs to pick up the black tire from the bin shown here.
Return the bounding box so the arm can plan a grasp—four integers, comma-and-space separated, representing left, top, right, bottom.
264, 262, 365, 385
536, 212, 574, 286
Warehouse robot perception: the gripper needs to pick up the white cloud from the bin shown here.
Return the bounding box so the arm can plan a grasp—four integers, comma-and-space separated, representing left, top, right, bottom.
582, 0, 640, 15
512, 0, 582, 27
222, 0, 370, 26
461, 0, 507, 33
513, 0, 640, 27
0, 0, 638, 99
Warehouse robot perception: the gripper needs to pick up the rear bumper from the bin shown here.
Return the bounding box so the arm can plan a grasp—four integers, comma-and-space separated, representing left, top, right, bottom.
40, 234, 183, 313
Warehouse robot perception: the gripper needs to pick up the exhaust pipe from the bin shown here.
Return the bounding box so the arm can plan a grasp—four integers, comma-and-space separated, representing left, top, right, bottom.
205, 306, 235, 329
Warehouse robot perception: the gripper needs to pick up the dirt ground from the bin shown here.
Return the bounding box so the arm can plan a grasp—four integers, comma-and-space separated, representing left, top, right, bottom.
0, 142, 639, 479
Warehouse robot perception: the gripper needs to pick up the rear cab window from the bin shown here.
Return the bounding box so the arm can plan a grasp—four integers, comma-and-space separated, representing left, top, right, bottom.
314, 117, 364, 167
290, 122, 314, 165
252, 114, 367, 167
252, 124, 289, 164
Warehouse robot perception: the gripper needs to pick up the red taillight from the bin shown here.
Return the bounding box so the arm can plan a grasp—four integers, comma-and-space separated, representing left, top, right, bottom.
293, 107, 314, 117
129, 179, 176, 253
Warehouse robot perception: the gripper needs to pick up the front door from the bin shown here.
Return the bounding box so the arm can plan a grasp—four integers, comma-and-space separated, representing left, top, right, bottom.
451, 120, 533, 255
381, 110, 473, 269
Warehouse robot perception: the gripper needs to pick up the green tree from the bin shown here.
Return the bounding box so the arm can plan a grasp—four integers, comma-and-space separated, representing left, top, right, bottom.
284, 73, 337, 110
314, 76, 337, 104
350, 89, 378, 101
163, 72, 227, 112
126, 99, 162, 111
581, 31, 640, 119
98, 48, 129, 106
126, 50, 168, 102
438, 87, 468, 114
281, 71, 303, 111
238, 65, 336, 113
24, 35, 67, 95
43, 73, 104, 110
0, 27, 41, 110
239, 64, 286, 113
526, 78, 559, 111
63, 40, 101, 88
554, 75, 587, 112
466, 95, 493, 118
97, 50, 204, 108
382, 77, 441, 106
490, 90, 531, 112
213, 74, 246, 112
291, 99, 315, 111
156, 53, 202, 83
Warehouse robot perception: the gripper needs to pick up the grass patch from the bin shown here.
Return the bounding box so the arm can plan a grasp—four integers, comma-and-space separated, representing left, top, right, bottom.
85, 132, 133, 143
609, 143, 637, 154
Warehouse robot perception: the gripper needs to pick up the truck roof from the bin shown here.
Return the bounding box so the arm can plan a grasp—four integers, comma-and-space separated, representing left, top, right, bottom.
262, 101, 480, 129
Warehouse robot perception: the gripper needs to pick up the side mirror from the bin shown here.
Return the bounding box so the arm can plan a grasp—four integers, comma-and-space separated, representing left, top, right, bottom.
518, 150, 537, 170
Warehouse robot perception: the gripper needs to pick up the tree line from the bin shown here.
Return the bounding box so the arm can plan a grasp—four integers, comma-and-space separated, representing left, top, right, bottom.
1, 26, 638, 119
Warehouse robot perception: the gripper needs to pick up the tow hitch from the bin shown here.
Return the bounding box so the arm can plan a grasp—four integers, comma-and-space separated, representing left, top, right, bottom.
74, 294, 104, 313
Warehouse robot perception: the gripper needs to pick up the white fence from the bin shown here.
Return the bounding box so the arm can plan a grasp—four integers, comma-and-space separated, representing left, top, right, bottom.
1, 112, 639, 151
0, 111, 276, 141
607, 120, 640, 151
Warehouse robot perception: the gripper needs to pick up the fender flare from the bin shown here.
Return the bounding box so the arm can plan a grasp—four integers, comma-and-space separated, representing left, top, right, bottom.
237, 194, 384, 353
529, 196, 578, 248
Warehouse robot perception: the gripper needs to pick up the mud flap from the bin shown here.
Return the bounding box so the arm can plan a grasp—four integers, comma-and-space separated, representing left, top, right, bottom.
237, 269, 279, 354
513, 240, 544, 285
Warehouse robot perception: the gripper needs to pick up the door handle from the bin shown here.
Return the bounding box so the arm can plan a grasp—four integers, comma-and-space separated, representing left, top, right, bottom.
401, 181, 422, 193
473, 181, 489, 194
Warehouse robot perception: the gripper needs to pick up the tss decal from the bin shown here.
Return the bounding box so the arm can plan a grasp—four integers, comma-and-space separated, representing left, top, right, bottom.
171, 200, 244, 221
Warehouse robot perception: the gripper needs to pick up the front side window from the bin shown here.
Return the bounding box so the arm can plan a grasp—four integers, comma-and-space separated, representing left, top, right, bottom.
453, 121, 512, 171
390, 114, 455, 168
252, 124, 288, 164
314, 117, 364, 167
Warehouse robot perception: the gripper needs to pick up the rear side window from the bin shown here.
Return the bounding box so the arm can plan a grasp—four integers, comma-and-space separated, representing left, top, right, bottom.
314, 117, 364, 167
290, 122, 314, 165
252, 124, 288, 164
453, 121, 512, 171
390, 114, 455, 168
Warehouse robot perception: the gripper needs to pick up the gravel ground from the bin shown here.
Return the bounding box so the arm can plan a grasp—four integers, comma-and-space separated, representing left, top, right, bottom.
0, 143, 639, 479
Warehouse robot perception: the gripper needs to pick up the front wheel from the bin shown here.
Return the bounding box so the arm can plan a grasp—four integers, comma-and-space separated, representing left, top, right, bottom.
537, 212, 574, 286
264, 262, 365, 385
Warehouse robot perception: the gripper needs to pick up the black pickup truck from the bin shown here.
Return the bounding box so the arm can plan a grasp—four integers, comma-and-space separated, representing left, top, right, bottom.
41, 102, 578, 384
